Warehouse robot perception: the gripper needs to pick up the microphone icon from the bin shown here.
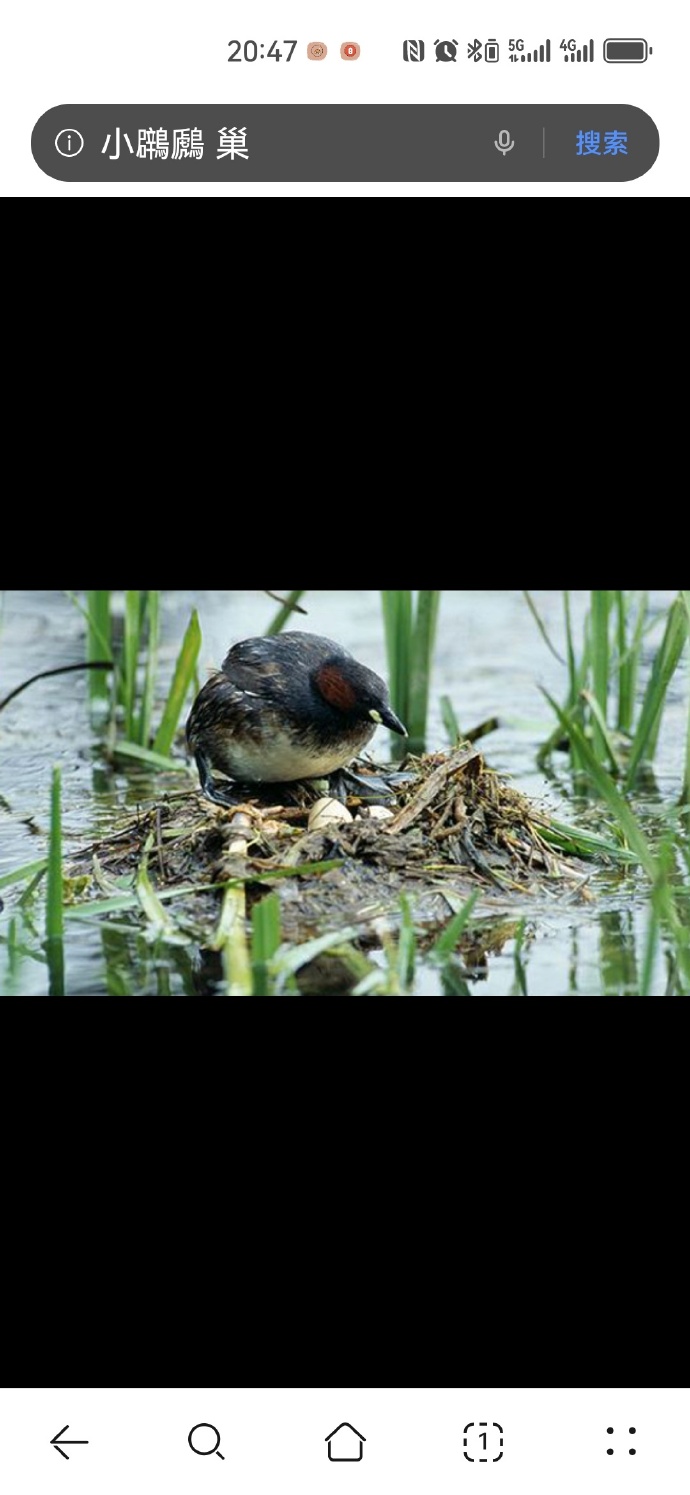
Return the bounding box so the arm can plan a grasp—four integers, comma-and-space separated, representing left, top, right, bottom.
494, 128, 515, 155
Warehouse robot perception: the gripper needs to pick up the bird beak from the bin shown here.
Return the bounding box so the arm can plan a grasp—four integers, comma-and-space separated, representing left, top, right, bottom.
371, 705, 408, 737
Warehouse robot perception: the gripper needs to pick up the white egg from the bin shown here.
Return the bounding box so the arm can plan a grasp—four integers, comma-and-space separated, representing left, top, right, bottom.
308, 797, 353, 831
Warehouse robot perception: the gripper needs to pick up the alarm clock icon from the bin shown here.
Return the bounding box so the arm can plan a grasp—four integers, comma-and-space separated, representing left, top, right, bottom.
434, 39, 458, 60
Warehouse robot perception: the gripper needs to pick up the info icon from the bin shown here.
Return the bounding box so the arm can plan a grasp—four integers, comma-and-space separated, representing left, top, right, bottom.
403, 39, 425, 60
340, 41, 360, 58
307, 40, 327, 59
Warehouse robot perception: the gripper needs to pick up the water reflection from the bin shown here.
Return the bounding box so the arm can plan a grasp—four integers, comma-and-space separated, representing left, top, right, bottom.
598, 910, 640, 995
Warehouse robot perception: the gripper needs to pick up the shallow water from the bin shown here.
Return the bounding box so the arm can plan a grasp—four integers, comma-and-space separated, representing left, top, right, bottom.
0, 589, 686, 995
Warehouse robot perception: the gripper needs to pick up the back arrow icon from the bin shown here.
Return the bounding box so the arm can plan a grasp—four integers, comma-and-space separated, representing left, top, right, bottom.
50, 1426, 89, 1460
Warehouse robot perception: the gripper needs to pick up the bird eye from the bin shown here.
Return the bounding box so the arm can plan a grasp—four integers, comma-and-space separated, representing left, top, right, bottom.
369, 709, 383, 724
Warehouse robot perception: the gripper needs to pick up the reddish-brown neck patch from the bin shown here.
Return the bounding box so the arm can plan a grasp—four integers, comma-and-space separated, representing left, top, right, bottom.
315, 664, 358, 712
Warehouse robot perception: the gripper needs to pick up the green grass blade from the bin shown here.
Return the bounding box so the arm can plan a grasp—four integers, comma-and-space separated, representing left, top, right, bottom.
616, 591, 648, 733
46, 765, 65, 994
563, 591, 578, 706
46, 766, 63, 943
137, 590, 160, 746
251, 892, 282, 994
271, 924, 360, 986
431, 889, 479, 960
541, 689, 658, 881
396, 894, 416, 992
135, 862, 183, 942
0, 858, 48, 891
638, 903, 659, 997
86, 590, 111, 702
123, 589, 141, 739
440, 694, 462, 745
381, 589, 412, 726
510, 919, 529, 996
580, 689, 622, 774
265, 590, 307, 636
590, 590, 611, 760
681, 591, 690, 805
563, 591, 590, 772
153, 608, 202, 758
535, 817, 633, 861
625, 594, 688, 788
113, 742, 190, 772
408, 590, 441, 749
614, 591, 629, 731
440, 961, 472, 996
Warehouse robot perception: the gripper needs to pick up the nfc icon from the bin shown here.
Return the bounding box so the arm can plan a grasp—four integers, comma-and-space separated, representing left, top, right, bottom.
403, 39, 425, 60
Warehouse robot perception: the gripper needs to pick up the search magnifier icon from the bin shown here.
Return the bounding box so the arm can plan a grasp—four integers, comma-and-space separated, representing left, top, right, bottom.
188, 1424, 225, 1459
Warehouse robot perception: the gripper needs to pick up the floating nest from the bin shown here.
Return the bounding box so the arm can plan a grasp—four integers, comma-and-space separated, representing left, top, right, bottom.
69, 744, 597, 948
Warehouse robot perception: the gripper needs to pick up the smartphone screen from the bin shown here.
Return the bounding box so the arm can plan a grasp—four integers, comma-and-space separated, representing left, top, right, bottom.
4, 0, 683, 194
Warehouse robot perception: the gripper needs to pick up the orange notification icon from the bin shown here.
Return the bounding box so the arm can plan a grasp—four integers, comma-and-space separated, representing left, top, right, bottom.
340, 41, 361, 58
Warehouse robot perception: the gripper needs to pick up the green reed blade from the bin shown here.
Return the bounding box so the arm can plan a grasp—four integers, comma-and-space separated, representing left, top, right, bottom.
86, 590, 112, 702
590, 590, 611, 761
408, 590, 441, 750
679, 591, 690, 806
271, 923, 360, 987
542, 689, 659, 881
153, 608, 202, 759
614, 591, 628, 731
251, 892, 281, 995
113, 741, 190, 772
431, 889, 479, 960
123, 590, 141, 739
625, 594, 688, 788
0, 858, 48, 891
563, 590, 578, 706
137, 590, 160, 746
581, 689, 621, 774
510, 919, 529, 996
440, 694, 462, 745
381, 589, 411, 714
616, 591, 648, 732
46, 766, 63, 943
396, 895, 416, 992
46, 765, 65, 994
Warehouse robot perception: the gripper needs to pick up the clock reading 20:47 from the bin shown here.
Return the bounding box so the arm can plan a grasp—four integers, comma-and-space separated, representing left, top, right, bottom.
228, 40, 298, 60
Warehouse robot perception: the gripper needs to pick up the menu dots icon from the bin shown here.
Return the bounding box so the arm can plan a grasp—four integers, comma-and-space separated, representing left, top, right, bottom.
606, 1428, 637, 1454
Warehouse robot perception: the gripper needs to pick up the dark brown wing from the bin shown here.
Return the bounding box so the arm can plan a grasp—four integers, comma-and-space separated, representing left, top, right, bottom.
186, 671, 261, 751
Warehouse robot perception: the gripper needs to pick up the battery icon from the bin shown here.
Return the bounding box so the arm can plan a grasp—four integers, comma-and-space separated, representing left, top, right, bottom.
485, 38, 499, 61
603, 38, 649, 61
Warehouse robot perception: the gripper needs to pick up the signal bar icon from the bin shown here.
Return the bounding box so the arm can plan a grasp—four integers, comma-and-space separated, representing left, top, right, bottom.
563, 37, 594, 60
510, 39, 550, 61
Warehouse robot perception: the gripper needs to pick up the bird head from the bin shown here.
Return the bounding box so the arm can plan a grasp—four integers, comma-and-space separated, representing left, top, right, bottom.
313, 658, 408, 736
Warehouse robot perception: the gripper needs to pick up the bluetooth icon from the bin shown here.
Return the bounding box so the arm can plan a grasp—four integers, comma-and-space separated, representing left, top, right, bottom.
468, 38, 482, 59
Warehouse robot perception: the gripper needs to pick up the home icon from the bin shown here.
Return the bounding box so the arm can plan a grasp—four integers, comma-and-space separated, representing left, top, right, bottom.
325, 1423, 366, 1462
